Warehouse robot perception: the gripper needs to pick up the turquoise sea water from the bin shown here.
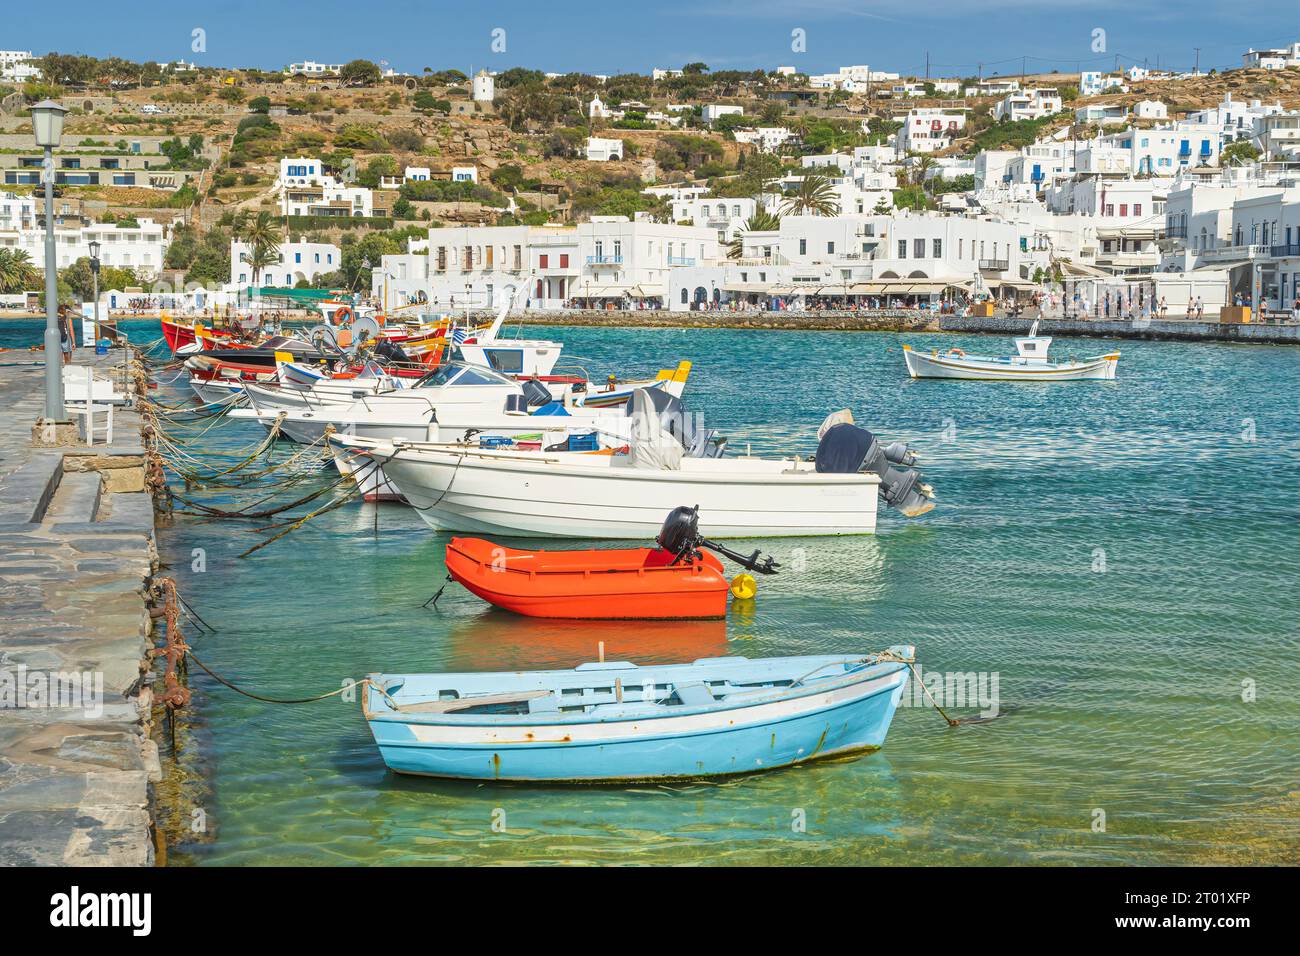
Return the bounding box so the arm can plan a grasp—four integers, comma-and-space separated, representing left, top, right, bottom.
8, 320, 1296, 864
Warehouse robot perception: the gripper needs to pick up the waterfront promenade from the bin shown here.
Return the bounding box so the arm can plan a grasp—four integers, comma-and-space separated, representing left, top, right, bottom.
0, 350, 159, 865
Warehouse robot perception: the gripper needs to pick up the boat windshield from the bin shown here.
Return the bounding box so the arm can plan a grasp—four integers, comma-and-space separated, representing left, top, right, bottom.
412, 362, 517, 389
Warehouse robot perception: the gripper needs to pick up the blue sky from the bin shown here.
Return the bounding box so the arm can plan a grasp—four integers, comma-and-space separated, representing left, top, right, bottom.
14, 0, 1300, 79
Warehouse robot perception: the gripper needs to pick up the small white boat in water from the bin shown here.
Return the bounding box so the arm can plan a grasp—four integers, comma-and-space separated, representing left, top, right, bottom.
332, 398, 936, 537
902, 323, 1120, 381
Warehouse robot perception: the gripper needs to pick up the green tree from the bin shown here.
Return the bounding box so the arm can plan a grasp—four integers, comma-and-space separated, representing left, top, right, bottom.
340, 59, 382, 86
1221, 141, 1262, 166
780, 173, 839, 216
232, 210, 284, 287
727, 210, 781, 258
0, 248, 40, 293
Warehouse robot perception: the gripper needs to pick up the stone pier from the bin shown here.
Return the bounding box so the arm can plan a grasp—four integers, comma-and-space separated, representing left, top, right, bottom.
0, 348, 159, 866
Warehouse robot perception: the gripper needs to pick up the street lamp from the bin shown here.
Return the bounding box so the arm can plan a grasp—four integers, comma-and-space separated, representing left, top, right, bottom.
88, 239, 101, 345
32, 99, 68, 422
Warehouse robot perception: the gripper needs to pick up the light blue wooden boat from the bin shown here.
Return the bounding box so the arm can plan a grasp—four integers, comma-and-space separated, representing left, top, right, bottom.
361, 646, 914, 783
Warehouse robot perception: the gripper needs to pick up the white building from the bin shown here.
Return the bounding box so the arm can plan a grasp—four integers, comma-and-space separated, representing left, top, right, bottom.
1079, 71, 1128, 97
0, 192, 37, 231
472, 69, 495, 103
1242, 42, 1300, 70
652, 68, 684, 81
993, 88, 1063, 122
671, 196, 761, 239
1188, 93, 1283, 144
703, 104, 744, 123
230, 239, 341, 288
275, 157, 380, 217
286, 61, 342, 77
732, 127, 796, 153
896, 107, 968, 153
404, 166, 431, 182
586, 137, 625, 162
375, 219, 722, 311
0, 218, 169, 279
1135, 100, 1168, 120
451, 165, 479, 184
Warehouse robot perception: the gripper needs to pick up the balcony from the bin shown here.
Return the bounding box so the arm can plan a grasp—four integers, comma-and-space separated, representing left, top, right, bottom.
978, 258, 1010, 271
1270, 242, 1300, 258
667, 256, 696, 267
1166, 223, 1188, 238
586, 255, 623, 265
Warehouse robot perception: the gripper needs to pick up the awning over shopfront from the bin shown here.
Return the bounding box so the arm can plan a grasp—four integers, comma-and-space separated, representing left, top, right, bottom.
579, 284, 634, 298
721, 282, 776, 294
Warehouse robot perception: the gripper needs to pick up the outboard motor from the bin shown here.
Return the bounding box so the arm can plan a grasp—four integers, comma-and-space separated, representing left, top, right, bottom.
656, 506, 780, 575
521, 378, 552, 408
374, 339, 411, 365
815, 424, 935, 518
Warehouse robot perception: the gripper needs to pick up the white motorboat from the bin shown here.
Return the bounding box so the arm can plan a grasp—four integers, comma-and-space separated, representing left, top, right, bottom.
330, 400, 936, 537
902, 323, 1120, 381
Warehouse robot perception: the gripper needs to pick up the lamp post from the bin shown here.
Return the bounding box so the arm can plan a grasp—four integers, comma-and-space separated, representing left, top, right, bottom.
32, 99, 68, 422
88, 239, 101, 345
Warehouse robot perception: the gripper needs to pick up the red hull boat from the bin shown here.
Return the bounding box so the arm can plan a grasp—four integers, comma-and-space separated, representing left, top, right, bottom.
444, 537, 730, 620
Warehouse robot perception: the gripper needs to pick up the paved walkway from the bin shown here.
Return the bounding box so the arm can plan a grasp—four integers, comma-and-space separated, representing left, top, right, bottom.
0, 349, 158, 866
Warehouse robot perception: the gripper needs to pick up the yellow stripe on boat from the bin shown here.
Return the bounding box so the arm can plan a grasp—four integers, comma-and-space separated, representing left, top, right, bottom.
656, 360, 692, 383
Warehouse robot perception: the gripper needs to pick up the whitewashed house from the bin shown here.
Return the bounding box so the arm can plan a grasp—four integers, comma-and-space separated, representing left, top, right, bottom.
231, 239, 341, 288
586, 137, 625, 162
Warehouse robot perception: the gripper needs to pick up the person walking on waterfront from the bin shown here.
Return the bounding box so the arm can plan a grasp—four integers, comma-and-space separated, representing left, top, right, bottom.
1159, 296, 1167, 319
1195, 296, 1204, 319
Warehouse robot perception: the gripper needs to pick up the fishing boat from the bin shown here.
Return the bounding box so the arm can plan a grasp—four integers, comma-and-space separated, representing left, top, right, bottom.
333, 399, 936, 537
443, 506, 779, 620
902, 322, 1120, 380
360, 645, 914, 782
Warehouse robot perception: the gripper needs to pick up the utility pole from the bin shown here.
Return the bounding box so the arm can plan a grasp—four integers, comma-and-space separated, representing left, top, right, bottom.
1021, 56, 1026, 82
925, 51, 930, 79
1193, 48, 1201, 74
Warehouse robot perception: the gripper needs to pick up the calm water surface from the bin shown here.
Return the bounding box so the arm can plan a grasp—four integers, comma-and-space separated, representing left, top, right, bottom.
9, 320, 1295, 864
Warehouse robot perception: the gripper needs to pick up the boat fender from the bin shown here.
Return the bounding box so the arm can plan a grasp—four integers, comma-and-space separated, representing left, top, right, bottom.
948, 348, 966, 357
730, 574, 757, 600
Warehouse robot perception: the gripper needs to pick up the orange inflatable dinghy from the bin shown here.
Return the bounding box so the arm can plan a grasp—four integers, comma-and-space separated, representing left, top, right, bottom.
444, 537, 730, 620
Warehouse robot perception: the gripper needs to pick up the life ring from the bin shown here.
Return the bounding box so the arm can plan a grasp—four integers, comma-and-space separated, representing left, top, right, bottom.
948, 348, 966, 357
333, 306, 353, 326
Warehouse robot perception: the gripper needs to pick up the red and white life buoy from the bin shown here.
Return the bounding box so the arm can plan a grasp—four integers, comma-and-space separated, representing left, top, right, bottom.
333, 306, 353, 326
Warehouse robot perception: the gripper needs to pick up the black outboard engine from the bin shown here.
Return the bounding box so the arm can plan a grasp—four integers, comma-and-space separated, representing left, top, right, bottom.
374, 339, 411, 365
815, 424, 935, 517
656, 506, 780, 575
520, 378, 552, 408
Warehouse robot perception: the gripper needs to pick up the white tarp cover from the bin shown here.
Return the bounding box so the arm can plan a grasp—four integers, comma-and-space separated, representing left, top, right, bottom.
626, 389, 683, 471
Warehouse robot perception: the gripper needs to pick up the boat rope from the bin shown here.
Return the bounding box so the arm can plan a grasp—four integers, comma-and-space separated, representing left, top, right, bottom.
422, 574, 454, 609
184, 648, 379, 705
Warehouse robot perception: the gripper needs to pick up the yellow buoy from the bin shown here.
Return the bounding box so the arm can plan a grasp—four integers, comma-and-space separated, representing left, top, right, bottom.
729, 573, 757, 601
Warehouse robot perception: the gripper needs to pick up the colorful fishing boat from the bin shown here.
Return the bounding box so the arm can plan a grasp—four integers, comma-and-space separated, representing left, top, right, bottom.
902, 322, 1120, 380
360, 646, 914, 782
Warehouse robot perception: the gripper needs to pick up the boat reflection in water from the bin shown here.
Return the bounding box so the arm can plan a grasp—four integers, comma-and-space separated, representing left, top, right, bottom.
444, 611, 729, 672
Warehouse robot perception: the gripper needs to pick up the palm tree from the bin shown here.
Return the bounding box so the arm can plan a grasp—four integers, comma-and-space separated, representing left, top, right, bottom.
780, 173, 839, 217
727, 209, 782, 259
913, 155, 938, 192
234, 210, 283, 287
0, 248, 40, 294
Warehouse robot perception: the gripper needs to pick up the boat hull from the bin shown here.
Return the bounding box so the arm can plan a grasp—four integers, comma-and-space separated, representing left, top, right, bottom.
363, 659, 909, 782
903, 346, 1120, 380
445, 537, 729, 619
376, 447, 881, 539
